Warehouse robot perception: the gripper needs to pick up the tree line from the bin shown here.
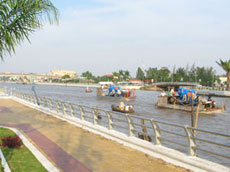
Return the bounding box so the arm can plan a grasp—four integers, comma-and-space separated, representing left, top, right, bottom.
77, 64, 223, 87
136, 65, 217, 86
78, 60, 230, 88
80, 70, 131, 83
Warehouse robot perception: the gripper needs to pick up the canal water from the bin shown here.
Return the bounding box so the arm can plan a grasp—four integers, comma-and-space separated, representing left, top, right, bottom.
1, 83, 229, 133
0, 83, 229, 166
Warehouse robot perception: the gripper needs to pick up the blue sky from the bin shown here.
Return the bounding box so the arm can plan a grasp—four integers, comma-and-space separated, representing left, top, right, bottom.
1, 0, 230, 76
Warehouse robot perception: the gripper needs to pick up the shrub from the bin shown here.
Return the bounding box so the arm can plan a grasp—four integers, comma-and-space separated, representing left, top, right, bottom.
1, 136, 22, 148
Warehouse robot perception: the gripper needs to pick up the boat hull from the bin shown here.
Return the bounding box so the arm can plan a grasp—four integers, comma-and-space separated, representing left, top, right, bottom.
111, 105, 134, 113
97, 95, 136, 101
156, 96, 225, 114
97, 88, 136, 100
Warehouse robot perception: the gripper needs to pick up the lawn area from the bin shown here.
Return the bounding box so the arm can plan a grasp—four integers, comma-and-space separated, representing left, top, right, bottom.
0, 127, 48, 172
0, 158, 3, 172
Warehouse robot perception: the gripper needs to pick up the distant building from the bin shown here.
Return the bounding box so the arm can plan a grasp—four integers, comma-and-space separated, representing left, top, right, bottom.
50, 70, 76, 78
105, 74, 113, 77
99, 81, 113, 88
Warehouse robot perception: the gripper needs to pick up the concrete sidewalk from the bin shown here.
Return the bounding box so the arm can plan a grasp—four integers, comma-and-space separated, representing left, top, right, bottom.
0, 99, 190, 172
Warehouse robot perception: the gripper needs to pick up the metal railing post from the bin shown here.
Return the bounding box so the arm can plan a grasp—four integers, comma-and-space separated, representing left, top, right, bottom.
10, 88, 13, 96
78, 105, 85, 120
56, 101, 60, 113
38, 97, 42, 105
69, 103, 74, 117
32, 96, 35, 104
49, 99, 53, 109
126, 114, 134, 136
150, 120, 161, 145
62, 102, 67, 115
38, 97, 42, 106
26, 94, 28, 101
184, 125, 196, 156
29, 95, 32, 103
106, 111, 113, 130
33, 96, 36, 104
27, 95, 30, 102
42, 97, 45, 107
91, 108, 98, 125
43, 97, 47, 107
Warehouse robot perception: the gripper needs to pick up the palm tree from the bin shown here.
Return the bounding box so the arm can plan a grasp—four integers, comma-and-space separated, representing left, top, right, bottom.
0, 0, 59, 60
216, 59, 230, 90
112, 72, 119, 82
118, 70, 124, 81
124, 70, 130, 81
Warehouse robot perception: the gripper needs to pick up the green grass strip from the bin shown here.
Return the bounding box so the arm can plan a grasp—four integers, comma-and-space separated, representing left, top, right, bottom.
0, 127, 48, 172
0, 158, 3, 172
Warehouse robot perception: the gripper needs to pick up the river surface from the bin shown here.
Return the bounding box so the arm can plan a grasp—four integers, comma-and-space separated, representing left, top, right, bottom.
0, 82, 230, 166
1, 83, 229, 133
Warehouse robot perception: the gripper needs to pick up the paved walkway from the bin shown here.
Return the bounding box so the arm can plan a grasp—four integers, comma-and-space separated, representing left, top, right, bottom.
0, 99, 190, 172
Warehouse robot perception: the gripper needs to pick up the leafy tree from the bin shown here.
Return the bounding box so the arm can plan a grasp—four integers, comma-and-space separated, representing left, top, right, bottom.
145, 67, 158, 81
112, 72, 119, 82
158, 67, 170, 82
118, 70, 124, 81
81, 71, 93, 80
136, 67, 145, 81
0, 0, 59, 60
188, 64, 197, 82
123, 70, 130, 81
61, 74, 70, 79
216, 59, 230, 90
96, 75, 113, 82
196, 67, 215, 86
116, 70, 131, 81
174, 67, 187, 82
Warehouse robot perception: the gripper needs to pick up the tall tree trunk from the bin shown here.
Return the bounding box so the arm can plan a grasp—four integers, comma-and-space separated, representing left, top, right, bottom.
227, 71, 230, 91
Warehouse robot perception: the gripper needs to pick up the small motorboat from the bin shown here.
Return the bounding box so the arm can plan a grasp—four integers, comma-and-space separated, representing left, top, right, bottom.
85, 87, 92, 93
111, 104, 134, 113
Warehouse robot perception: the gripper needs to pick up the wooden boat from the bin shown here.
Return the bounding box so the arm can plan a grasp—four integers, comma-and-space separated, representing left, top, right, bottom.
85, 87, 92, 93
111, 104, 134, 113
97, 88, 136, 100
155, 96, 225, 114
85, 89, 92, 93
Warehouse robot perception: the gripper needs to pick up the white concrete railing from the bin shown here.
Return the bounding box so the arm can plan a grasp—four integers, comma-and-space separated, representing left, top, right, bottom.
10, 89, 230, 169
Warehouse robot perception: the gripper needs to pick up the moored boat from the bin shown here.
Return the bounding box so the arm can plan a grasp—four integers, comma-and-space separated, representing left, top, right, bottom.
155, 95, 226, 114
111, 104, 134, 113
96, 87, 136, 100
85, 87, 92, 93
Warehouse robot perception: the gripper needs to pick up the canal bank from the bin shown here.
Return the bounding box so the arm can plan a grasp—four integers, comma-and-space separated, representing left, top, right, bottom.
0, 99, 190, 172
